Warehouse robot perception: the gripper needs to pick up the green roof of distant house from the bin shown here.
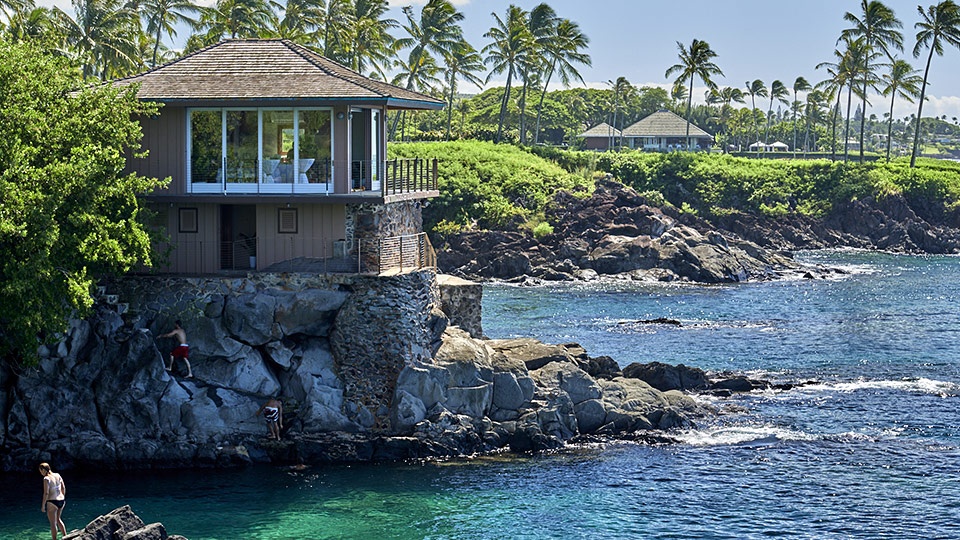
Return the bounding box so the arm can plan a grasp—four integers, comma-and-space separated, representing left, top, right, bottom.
112, 39, 444, 109
621, 110, 712, 138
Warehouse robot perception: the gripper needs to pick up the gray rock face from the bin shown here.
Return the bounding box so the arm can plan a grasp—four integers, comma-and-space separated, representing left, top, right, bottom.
63, 505, 182, 540
2, 271, 714, 471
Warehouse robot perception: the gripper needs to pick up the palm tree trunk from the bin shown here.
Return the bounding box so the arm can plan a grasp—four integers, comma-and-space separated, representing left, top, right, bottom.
886, 93, 895, 161
831, 95, 840, 161
519, 75, 529, 145
859, 77, 868, 164
445, 75, 456, 141
534, 62, 556, 145
793, 93, 798, 157
495, 68, 514, 144
844, 83, 853, 164
804, 113, 811, 158
911, 46, 935, 168
685, 76, 693, 147
153, 26, 162, 67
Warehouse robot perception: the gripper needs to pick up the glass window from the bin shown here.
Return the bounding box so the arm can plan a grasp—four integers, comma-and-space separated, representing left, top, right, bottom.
189, 108, 333, 186
225, 110, 258, 183
299, 110, 332, 183
190, 110, 221, 183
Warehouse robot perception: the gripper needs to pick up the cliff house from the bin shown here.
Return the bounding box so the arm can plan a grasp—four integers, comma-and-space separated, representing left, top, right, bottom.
114, 39, 444, 275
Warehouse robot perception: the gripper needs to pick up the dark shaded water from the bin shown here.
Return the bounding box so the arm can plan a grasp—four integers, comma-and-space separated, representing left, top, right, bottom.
2, 251, 958, 539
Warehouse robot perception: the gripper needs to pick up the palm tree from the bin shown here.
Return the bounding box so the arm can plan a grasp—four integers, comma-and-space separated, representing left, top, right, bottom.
803, 89, 827, 156
274, 0, 325, 42
764, 79, 788, 145
606, 76, 633, 150
5, 6, 56, 43
484, 4, 532, 143
142, 0, 198, 67
880, 59, 922, 160
515, 3, 556, 145
443, 41, 484, 140
744, 79, 767, 151
911, 1, 960, 167
347, 0, 397, 79
322, 0, 353, 63
792, 76, 811, 154
0, 0, 34, 25
533, 18, 590, 144
197, 0, 274, 41
55, 0, 141, 80
393, 0, 465, 138
665, 38, 722, 149
841, 0, 903, 162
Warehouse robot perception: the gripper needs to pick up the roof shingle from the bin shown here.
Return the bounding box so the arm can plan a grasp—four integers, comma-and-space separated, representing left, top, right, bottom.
112, 39, 443, 109
621, 110, 712, 138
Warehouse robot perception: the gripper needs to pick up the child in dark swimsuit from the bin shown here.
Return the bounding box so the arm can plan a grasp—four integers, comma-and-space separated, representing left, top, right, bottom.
256, 398, 283, 440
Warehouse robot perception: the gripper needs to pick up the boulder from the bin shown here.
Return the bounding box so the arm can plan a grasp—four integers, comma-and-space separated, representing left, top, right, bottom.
622, 362, 709, 391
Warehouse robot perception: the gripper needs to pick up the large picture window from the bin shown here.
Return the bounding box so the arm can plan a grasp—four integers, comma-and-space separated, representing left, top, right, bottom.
188, 108, 333, 192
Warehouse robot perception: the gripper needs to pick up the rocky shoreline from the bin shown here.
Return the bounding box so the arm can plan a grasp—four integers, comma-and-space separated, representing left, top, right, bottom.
433, 178, 960, 284
0, 271, 765, 473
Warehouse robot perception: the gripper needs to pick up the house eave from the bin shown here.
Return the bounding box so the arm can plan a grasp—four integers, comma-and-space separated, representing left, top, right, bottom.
141, 191, 439, 205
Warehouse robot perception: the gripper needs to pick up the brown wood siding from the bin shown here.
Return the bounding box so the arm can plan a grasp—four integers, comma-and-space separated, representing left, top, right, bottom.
255, 203, 346, 268
128, 108, 187, 194
149, 202, 218, 273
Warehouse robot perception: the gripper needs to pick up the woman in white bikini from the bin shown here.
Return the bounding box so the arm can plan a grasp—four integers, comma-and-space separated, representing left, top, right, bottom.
39, 462, 66, 540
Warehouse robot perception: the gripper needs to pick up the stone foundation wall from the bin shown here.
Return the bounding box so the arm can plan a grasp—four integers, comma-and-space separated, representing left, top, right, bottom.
437, 274, 483, 339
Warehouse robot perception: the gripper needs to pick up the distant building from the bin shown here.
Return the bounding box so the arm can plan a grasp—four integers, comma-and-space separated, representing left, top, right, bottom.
621, 110, 713, 151
576, 122, 621, 150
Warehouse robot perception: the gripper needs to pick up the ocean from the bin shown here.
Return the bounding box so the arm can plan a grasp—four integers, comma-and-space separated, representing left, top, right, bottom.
1, 250, 958, 539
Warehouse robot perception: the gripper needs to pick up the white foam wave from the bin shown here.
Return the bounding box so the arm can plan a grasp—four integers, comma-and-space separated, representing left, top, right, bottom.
673, 425, 819, 447
795, 377, 959, 397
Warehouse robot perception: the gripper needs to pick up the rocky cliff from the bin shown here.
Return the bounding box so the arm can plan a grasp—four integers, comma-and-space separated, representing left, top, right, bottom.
0, 271, 716, 472
434, 177, 960, 283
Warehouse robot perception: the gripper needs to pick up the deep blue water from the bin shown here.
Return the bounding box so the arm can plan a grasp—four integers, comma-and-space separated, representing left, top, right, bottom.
2, 251, 959, 539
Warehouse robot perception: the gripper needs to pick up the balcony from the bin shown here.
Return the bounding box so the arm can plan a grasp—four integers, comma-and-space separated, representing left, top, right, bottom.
187, 158, 437, 199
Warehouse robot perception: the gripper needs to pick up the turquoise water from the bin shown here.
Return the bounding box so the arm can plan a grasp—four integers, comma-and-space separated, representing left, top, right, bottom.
2, 251, 959, 539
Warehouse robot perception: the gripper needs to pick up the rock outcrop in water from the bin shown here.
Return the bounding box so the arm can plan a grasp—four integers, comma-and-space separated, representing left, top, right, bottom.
436, 179, 841, 283
0, 271, 714, 471
63, 505, 186, 540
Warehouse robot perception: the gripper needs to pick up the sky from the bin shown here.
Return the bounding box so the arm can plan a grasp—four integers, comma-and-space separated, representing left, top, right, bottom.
36, 0, 960, 120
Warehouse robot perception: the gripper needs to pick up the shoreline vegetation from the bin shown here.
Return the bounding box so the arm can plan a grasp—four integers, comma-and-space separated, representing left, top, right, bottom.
391, 141, 960, 283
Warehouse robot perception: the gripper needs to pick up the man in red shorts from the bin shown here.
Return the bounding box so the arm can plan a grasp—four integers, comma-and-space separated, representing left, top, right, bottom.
160, 320, 193, 378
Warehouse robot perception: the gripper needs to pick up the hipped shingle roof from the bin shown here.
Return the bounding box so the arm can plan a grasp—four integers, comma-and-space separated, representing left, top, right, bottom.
112, 39, 443, 109
621, 110, 712, 138
578, 122, 621, 138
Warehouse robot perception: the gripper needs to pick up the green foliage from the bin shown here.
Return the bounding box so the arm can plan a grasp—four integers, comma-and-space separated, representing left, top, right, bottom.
532, 221, 554, 238
593, 151, 960, 219
388, 140, 589, 231
0, 42, 164, 364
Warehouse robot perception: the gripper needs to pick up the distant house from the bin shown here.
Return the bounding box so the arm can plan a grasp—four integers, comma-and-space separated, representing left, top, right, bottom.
576, 122, 621, 150
112, 39, 444, 274
621, 110, 713, 151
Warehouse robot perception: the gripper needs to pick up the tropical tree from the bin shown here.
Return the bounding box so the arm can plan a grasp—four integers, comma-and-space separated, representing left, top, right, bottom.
142, 0, 198, 67
764, 79, 788, 144
4, 6, 57, 43
443, 41, 484, 140
55, 0, 142, 80
483, 4, 531, 143
347, 0, 397, 78
322, 0, 354, 62
533, 17, 590, 144
0, 0, 33, 25
665, 38, 722, 148
196, 0, 274, 41
393, 0, 464, 138
514, 3, 555, 144
0, 41, 164, 365
880, 59, 922, 160
911, 1, 960, 167
273, 0, 325, 42
606, 76, 633, 150
792, 76, 811, 154
841, 0, 903, 162
803, 89, 827, 156
744, 79, 767, 149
